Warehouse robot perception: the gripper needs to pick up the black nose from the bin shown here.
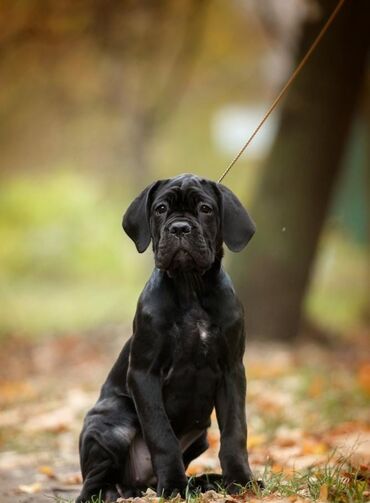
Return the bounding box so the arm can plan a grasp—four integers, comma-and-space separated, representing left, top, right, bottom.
169, 221, 191, 236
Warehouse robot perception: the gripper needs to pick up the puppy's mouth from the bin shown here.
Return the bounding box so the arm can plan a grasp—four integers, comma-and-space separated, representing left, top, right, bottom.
155, 231, 214, 277
168, 248, 195, 271
155, 244, 203, 277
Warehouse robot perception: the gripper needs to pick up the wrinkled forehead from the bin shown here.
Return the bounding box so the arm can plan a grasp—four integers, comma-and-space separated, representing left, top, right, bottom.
153, 174, 217, 208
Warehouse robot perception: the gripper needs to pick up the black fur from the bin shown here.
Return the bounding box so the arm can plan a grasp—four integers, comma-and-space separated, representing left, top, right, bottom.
77, 174, 256, 502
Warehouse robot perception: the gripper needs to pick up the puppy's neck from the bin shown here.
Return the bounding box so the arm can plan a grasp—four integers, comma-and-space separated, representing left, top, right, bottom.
169, 271, 204, 301
163, 257, 223, 303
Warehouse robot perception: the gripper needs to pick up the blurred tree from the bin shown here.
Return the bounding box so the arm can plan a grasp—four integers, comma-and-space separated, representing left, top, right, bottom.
0, 0, 209, 183
232, 0, 369, 341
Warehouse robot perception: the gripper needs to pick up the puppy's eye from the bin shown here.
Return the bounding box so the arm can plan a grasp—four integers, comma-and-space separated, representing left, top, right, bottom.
199, 204, 212, 214
155, 204, 168, 214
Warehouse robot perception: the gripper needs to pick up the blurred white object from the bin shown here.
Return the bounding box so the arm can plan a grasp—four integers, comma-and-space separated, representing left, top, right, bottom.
212, 104, 278, 159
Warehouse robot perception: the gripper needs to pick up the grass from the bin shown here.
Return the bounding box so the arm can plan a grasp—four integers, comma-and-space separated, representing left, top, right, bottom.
53, 460, 370, 502
257, 460, 369, 502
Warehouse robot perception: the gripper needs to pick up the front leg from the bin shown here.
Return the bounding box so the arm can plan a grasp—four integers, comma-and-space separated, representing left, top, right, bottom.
215, 361, 254, 492
127, 367, 187, 496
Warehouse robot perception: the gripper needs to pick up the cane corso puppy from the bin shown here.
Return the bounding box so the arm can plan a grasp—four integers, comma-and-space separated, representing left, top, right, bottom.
77, 174, 257, 502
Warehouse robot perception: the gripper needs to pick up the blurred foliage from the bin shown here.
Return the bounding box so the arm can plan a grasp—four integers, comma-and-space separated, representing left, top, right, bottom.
306, 231, 368, 333
0, 0, 263, 180
0, 169, 367, 337
0, 0, 368, 338
0, 171, 151, 336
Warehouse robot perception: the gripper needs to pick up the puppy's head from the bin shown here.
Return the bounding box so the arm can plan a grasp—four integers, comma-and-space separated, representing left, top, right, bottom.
123, 174, 255, 276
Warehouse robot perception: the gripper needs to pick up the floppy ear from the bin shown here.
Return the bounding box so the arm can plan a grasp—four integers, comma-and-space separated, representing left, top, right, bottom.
218, 183, 256, 252
122, 181, 160, 253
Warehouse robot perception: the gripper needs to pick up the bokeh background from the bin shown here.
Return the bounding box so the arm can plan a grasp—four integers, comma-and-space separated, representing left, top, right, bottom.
0, 1, 369, 501
0, 0, 368, 342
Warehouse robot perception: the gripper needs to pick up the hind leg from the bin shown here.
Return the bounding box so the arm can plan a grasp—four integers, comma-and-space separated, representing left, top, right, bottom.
76, 439, 123, 503
76, 395, 138, 503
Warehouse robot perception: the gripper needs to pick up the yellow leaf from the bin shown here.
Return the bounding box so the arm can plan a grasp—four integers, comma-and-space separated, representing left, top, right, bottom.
247, 434, 266, 449
38, 465, 55, 478
302, 439, 328, 455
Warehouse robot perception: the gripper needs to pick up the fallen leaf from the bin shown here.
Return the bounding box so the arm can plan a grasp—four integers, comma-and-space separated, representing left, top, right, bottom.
0, 380, 36, 404
38, 464, 56, 478
302, 439, 328, 455
308, 377, 324, 397
225, 496, 238, 502
60, 472, 83, 485
271, 463, 295, 478
202, 490, 226, 502
357, 363, 370, 395
18, 482, 42, 494
276, 437, 299, 448
24, 406, 74, 433
331, 432, 370, 465
248, 434, 266, 449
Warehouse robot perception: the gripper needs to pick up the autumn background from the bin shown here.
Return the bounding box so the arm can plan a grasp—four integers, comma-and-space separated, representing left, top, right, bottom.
0, 0, 369, 502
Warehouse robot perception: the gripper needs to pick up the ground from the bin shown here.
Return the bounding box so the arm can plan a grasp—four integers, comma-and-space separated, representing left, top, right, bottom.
0, 329, 369, 503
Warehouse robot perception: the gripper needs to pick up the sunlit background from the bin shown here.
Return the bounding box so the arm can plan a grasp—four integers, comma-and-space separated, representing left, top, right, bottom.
0, 0, 368, 341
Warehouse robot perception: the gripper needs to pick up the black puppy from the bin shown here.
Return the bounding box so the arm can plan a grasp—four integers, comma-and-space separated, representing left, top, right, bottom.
77, 174, 256, 503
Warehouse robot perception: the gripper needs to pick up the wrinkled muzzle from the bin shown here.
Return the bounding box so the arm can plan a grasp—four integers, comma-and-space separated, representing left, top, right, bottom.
154, 219, 215, 276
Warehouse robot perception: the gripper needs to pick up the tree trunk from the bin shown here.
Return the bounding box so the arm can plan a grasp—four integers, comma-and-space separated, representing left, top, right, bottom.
232, 0, 369, 341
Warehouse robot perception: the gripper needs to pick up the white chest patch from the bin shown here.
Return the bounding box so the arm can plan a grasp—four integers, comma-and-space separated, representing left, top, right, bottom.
199, 329, 208, 341
197, 322, 209, 343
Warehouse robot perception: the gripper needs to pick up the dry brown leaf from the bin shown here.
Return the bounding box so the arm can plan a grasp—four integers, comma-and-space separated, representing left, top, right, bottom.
224, 496, 238, 502
201, 490, 226, 502
276, 437, 299, 448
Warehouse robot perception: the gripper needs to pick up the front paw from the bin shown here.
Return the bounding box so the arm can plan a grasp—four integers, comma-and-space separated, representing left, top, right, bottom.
157, 474, 188, 498
76, 486, 121, 503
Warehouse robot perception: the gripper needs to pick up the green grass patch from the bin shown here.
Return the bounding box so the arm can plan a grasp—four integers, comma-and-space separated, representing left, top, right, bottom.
0, 170, 152, 337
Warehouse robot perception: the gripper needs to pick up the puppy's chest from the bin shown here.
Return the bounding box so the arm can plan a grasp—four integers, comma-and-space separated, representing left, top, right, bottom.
171, 318, 220, 368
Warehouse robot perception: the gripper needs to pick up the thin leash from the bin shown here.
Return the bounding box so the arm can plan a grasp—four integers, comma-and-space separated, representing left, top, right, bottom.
218, 0, 346, 184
